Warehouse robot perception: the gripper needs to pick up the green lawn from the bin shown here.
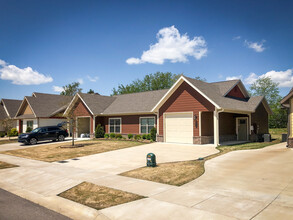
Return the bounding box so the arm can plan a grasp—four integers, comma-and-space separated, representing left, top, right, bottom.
269, 128, 287, 140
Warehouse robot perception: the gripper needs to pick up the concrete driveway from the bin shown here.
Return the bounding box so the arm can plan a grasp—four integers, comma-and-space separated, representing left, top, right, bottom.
0, 142, 292, 219
57, 142, 218, 174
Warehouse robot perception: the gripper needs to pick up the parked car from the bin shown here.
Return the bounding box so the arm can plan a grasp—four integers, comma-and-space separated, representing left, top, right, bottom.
18, 126, 69, 145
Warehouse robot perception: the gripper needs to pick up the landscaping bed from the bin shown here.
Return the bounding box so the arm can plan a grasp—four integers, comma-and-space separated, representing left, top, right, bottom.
58, 182, 145, 210
120, 139, 281, 186
1, 140, 145, 162
0, 161, 18, 169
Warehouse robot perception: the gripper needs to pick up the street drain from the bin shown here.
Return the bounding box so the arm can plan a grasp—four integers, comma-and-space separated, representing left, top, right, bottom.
57, 160, 69, 163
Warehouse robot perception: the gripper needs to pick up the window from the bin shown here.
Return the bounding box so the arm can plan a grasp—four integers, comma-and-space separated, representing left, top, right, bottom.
109, 118, 121, 133
27, 121, 33, 129
140, 117, 155, 134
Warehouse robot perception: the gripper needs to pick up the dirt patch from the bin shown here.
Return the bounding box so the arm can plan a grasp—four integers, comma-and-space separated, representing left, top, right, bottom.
0, 161, 18, 169
58, 182, 145, 210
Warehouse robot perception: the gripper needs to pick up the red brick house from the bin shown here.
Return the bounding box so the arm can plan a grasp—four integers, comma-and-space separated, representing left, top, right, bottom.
64, 76, 272, 145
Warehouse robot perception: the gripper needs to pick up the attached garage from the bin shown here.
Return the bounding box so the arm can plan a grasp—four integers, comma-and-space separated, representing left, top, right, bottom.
77, 117, 91, 137
164, 112, 193, 144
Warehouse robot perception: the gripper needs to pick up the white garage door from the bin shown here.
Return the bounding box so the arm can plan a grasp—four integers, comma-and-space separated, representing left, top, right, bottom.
165, 113, 193, 144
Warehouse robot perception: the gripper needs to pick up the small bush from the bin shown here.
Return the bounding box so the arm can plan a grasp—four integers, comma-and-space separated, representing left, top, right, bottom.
104, 133, 109, 139
8, 128, 18, 137
150, 127, 157, 141
95, 124, 105, 138
134, 134, 141, 140
146, 134, 151, 140
142, 134, 147, 139
0, 131, 5, 138
110, 133, 116, 139
115, 133, 122, 139
128, 134, 133, 139
26, 127, 32, 133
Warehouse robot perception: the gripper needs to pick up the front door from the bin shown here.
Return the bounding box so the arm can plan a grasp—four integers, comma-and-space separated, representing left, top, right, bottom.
237, 118, 248, 141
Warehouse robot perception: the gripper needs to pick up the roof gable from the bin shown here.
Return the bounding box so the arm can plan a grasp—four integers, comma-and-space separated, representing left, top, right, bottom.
281, 87, 293, 105
0, 104, 8, 120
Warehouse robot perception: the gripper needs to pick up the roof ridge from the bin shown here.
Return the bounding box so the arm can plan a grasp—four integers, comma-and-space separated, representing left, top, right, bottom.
113, 88, 169, 97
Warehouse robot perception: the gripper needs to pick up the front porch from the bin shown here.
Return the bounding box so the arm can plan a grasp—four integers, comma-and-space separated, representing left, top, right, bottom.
197, 111, 251, 145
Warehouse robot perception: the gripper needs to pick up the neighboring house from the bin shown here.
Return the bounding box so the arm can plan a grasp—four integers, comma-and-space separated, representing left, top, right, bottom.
64, 75, 272, 145
0, 99, 22, 132
15, 93, 72, 133
280, 87, 293, 148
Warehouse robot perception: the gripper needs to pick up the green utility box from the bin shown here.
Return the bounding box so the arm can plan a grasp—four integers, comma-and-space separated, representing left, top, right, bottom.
146, 153, 156, 167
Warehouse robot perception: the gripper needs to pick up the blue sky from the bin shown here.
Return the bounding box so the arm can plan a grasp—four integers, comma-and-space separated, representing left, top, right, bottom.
0, 0, 292, 100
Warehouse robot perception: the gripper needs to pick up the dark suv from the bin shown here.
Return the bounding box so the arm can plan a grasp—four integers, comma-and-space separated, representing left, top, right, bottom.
18, 126, 69, 145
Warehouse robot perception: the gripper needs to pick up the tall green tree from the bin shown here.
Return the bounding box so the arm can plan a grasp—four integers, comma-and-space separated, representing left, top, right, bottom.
112, 72, 205, 95
87, 89, 95, 94
60, 82, 82, 96
249, 77, 287, 128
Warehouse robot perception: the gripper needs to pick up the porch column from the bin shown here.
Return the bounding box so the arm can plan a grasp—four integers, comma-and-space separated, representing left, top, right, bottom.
214, 110, 219, 146
93, 116, 96, 136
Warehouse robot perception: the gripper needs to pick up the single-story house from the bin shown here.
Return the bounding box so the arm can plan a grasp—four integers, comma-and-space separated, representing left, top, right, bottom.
15, 92, 72, 133
0, 99, 22, 132
64, 75, 272, 145
280, 87, 293, 148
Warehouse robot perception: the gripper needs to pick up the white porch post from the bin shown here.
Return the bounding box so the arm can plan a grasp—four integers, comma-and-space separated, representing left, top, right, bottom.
214, 109, 219, 146
93, 116, 96, 135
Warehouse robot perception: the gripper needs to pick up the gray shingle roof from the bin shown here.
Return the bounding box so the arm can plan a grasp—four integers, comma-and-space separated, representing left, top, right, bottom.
102, 89, 169, 115
185, 76, 267, 113
1, 99, 22, 118
0, 104, 8, 120
78, 93, 116, 115
24, 93, 72, 117
209, 80, 239, 96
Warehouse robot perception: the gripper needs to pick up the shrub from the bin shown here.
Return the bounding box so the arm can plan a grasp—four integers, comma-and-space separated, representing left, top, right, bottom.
104, 133, 109, 139
115, 133, 122, 139
142, 134, 147, 139
110, 133, 116, 139
146, 134, 151, 140
134, 134, 141, 140
128, 134, 133, 139
150, 127, 157, 141
0, 131, 5, 138
26, 127, 32, 133
95, 124, 105, 138
8, 128, 18, 137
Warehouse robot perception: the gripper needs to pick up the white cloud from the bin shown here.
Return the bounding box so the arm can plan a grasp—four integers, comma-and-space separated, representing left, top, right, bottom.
52, 86, 64, 93
77, 78, 84, 84
126, 25, 208, 65
0, 59, 53, 85
244, 72, 258, 84
227, 69, 293, 88
233, 36, 241, 40
226, 75, 242, 81
87, 75, 99, 82
245, 40, 266, 52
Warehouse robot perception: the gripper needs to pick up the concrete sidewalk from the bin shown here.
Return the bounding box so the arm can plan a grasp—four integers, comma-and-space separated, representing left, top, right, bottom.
0, 142, 292, 219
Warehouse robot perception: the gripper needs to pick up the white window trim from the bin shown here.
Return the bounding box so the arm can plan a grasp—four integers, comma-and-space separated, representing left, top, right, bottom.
108, 117, 122, 133
139, 116, 156, 134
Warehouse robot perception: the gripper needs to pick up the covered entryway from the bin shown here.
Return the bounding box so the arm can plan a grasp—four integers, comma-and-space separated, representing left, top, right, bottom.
77, 117, 90, 137
237, 117, 248, 141
164, 112, 193, 144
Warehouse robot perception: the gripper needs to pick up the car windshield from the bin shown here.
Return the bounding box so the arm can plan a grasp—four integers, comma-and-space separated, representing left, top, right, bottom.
31, 128, 41, 133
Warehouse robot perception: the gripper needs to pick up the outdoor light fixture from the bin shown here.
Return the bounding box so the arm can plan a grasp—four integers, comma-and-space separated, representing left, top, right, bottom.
194, 115, 197, 120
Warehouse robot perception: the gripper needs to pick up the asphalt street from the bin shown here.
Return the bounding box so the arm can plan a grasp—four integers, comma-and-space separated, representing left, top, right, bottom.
0, 188, 71, 220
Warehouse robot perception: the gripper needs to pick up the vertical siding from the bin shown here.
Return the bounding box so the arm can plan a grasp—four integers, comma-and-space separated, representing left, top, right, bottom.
159, 81, 215, 137
201, 112, 213, 136
226, 85, 246, 99
251, 102, 269, 134
290, 99, 293, 137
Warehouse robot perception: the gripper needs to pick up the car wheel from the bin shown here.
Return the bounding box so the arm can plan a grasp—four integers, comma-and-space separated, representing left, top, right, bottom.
58, 135, 65, 142
29, 138, 37, 145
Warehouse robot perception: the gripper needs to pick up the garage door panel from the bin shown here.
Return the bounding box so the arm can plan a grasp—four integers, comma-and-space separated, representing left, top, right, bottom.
165, 113, 193, 144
